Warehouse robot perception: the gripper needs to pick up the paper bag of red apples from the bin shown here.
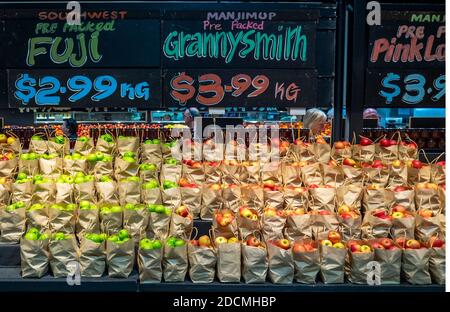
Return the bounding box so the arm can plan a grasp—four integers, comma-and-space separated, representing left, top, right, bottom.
213, 209, 239, 239
361, 208, 392, 239
188, 233, 216, 283
241, 233, 268, 284
262, 180, 284, 210
169, 205, 193, 239
351, 136, 376, 163
331, 141, 352, 162
414, 182, 442, 214
367, 238, 402, 284
346, 239, 375, 284
283, 207, 312, 241
214, 234, 241, 283
415, 208, 445, 244
261, 207, 287, 242
375, 136, 400, 162
237, 206, 261, 240
292, 239, 320, 284
319, 231, 347, 284
267, 238, 294, 284
336, 204, 362, 241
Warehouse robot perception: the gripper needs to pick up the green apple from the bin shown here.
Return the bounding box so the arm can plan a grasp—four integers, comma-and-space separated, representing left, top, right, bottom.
6, 204, 16, 212
79, 200, 91, 209
101, 134, 114, 143
163, 180, 178, 189
144, 139, 153, 145
39, 233, 49, 240
75, 172, 85, 178
175, 239, 185, 247
31, 135, 43, 141
118, 229, 129, 240
100, 207, 111, 214
29, 203, 44, 210
28, 152, 38, 160
24, 231, 39, 240
50, 204, 63, 210
166, 236, 177, 248
165, 158, 178, 165
64, 155, 72, 160
110, 205, 122, 213
87, 154, 97, 162
15, 201, 25, 209
122, 156, 135, 163
123, 151, 135, 158
108, 234, 119, 242
65, 176, 74, 184
20, 154, 29, 160
152, 239, 162, 249
95, 152, 104, 161
53, 232, 66, 240
84, 175, 94, 182
127, 176, 140, 183
147, 204, 156, 212
78, 136, 89, 143
103, 155, 113, 162
152, 139, 161, 144
99, 175, 112, 182
54, 136, 65, 144
17, 172, 27, 180
66, 204, 76, 211
139, 238, 153, 250
74, 176, 86, 184
72, 153, 82, 160
28, 227, 39, 235
124, 203, 135, 210
33, 175, 43, 182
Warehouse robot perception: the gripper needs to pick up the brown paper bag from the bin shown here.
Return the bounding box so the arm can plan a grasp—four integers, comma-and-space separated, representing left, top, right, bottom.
91, 160, 114, 178
371, 238, 401, 284
55, 182, 74, 204
138, 243, 163, 282
346, 241, 374, 284
182, 163, 205, 185
169, 213, 193, 239
391, 214, 415, 239
19, 159, 39, 176
118, 181, 141, 206
338, 212, 362, 241
26, 205, 49, 231
141, 143, 162, 164
283, 187, 309, 210
76, 208, 100, 238
63, 158, 87, 175
33, 181, 56, 204
363, 167, 389, 187
322, 164, 345, 188
100, 210, 123, 236
163, 244, 188, 282
336, 184, 363, 210
375, 143, 399, 163
240, 162, 261, 184
281, 162, 302, 186
213, 209, 238, 239
220, 185, 241, 214
297, 143, 316, 162
96, 181, 119, 205
398, 142, 418, 161
39, 157, 63, 176
79, 237, 106, 278
241, 243, 267, 284
267, 242, 294, 284
49, 236, 79, 278
342, 165, 363, 185
217, 242, 241, 283
201, 185, 222, 220
431, 164, 445, 185
407, 165, 431, 186
320, 244, 346, 283
309, 187, 336, 212
388, 187, 415, 211
180, 187, 201, 218
114, 158, 139, 181
204, 162, 222, 184
241, 184, 264, 214
415, 187, 441, 214
117, 136, 140, 156
29, 139, 48, 154
140, 165, 160, 182
220, 162, 242, 185
162, 187, 182, 210
0, 206, 26, 243
363, 188, 394, 212
0, 183, 10, 205
261, 161, 282, 184
95, 137, 116, 155
188, 244, 217, 283
261, 214, 286, 241
415, 212, 444, 244
300, 163, 323, 187
106, 238, 135, 278
20, 236, 49, 278
0, 158, 18, 178
74, 138, 95, 156
331, 145, 352, 162
141, 187, 162, 205
314, 143, 331, 163
49, 207, 76, 234
47, 138, 70, 156
311, 213, 340, 239
74, 181, 95, 202
124, 205, 149, 242
361, 210, 392, 239
293, 239, 320, 284
429, 247, 445, 285
160, 164, 182, 184
389, 163, 408, 186
352, 144, 376, 163
402, 248, 432, 284
263, 189, 284, 210
237, 208, 260, 240
12, 180, 33, 205
284, 214, 313, 241
147, 209, 172, 239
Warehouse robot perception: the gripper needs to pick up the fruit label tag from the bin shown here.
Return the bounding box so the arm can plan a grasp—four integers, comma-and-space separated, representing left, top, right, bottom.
66, 261, 81, 286
366, 261, 381, 285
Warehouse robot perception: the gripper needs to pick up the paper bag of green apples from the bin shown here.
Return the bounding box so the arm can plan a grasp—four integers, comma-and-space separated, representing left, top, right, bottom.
79, 232, 107, 278
73, 172, 96, 202
160, 158, 182, 185
26, 203, 49, 232
161, 139, 181, 161
117, 135, 140, 157
188, 231, 217, 283
18, 152, 39, 175
114, 152, 140, 181
95, 177, 119, 205
49, 232, 79, 278
12, 177, 33, 205
141, 138, 162, 164
74, 136, 95, 156
49, 203, 77, 234
106, 229, 135, 278
146, 204, 172, 239
138, 236, 163, 283
123, 203, 149, 243
139, 162, 160, 182
118, 177, 141, 206
55, 175, 75, 204
95, 133, 116, 155
161, 181, 181, 210
76, 201, 100, 239
141, 179, 162, 204
63, 153, 88, 175
99, 204, 123, 236
163, 236, 188, 282
38, 153, 63, 177
47, 135, 70, 156
88, 152, 114, 178
20, 228, 50, 278
0, 202, 27, 243
28, 134, 48, 154
32, 175, 56, 203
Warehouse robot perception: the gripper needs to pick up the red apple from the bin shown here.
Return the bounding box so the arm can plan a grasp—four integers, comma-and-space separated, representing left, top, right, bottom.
246, 235, 260, 247
411, 160, 423, 169
406, 239, 421, 249
379, 139, 391, 147
360, 137, 373, 146
393, 185, 407, 192
328, 231, 341, 244
429, 237, 445, 248
343, 158, 356, 166
276, 239, 290, 250
371, 243, 385, 250
380, 238, 393, 249
293, 243, 307, 254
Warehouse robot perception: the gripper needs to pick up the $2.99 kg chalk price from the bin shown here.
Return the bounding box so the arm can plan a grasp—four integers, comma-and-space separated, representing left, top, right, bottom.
14, 74, 151, 106
169, 72, 301, 106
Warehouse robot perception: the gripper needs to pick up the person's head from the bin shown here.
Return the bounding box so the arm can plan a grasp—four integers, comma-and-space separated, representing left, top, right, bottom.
303, 108, 327, 135
183, 107, 200, 128
363, 108, 379, 119
62, 118, 78, 137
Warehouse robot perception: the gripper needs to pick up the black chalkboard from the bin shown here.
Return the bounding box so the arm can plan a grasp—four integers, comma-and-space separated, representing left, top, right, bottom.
161, 10, 318, 68
8, 69, 161, 108
163, 69, 317, 107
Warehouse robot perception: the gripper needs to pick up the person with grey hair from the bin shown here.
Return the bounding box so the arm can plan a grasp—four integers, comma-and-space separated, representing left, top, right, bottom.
183, 107, 200, 129
303, 108, 327, 136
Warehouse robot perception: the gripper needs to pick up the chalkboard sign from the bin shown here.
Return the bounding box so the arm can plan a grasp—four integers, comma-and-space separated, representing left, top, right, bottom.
163, 69, 317, 107
161, 10, 318, 68
8, 69, 161, 108
3, 9, 161, 68
365, 9, 445, 108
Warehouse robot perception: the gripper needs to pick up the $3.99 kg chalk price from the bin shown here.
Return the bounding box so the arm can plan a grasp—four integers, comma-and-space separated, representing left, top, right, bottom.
14, 74, 151, 106
379, 72, 445, 105
170, 72, 301, 106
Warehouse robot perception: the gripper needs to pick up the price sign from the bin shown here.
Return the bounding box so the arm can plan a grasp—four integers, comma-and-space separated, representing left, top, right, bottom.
8, 69, 161, 108
163, 69, 317, 107
365, 70, 445, 107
